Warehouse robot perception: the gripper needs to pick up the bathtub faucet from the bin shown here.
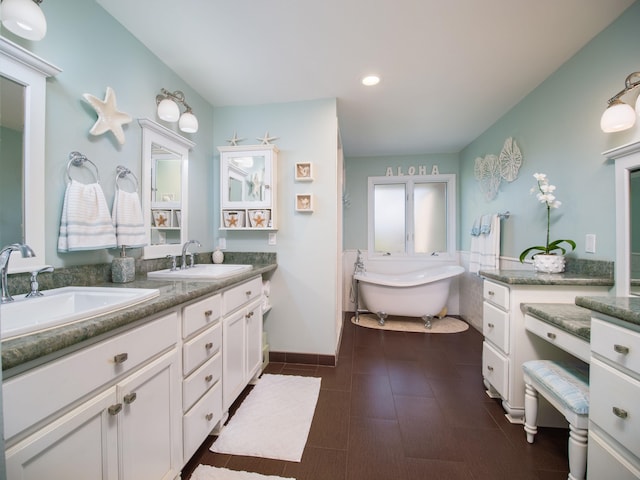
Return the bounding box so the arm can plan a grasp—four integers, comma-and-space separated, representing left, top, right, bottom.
354, 249, 365, 274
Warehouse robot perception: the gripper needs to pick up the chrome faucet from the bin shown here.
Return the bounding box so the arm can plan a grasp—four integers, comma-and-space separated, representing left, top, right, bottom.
181, 240, 201, 270
1, 243, 36, 303
26, 266, 54, 298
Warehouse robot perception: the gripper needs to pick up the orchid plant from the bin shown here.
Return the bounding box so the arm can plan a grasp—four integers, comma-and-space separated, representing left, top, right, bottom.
519, 173, 576, 262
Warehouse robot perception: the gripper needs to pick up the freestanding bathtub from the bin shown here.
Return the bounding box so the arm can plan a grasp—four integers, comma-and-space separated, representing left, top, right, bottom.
354, 265, 464, 328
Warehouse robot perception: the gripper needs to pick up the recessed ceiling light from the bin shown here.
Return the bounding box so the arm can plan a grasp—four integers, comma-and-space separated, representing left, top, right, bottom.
362, 75, 380, 86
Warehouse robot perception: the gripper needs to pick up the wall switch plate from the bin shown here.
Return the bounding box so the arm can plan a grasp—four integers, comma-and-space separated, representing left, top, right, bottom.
585, 234, 596, 254
218, 238, 226, 249
268, 233, 277, 245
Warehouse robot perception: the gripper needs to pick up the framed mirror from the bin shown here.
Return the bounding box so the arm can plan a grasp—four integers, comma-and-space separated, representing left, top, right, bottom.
0, 38, 61, 272
609, 140, 640, 296
139, 118, 194, 259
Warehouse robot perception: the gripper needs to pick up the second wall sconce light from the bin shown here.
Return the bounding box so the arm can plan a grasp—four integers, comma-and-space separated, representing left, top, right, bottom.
156, 88, 199, 133
1, 0, 47, 40
600, 72, 640, 133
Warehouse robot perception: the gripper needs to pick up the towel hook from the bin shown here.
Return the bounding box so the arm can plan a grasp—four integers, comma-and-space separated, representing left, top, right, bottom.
66, 151, 100, 184
115, 165, 139, 192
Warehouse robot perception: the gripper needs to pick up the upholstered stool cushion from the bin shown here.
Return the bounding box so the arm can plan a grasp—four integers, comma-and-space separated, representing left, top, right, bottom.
522, 360, 589, 415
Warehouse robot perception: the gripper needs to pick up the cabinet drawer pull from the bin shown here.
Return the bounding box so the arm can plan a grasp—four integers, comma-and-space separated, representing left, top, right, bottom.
546, 332, 557, 340
108, 403, 123, 416
205, 413, 214, 421
613, 344, 630, 355
612, 406, 628, 419
245, 290, 252, 296
205, 342, 214, 350
113, 353, 128, 364
123, 392, 137, 405
204, 309, 213, 317
488, 290, 495, 296
205, 374, 213, 382
487, 323, 494, 328
487, 365, 494, 372
246, 311, 254, 319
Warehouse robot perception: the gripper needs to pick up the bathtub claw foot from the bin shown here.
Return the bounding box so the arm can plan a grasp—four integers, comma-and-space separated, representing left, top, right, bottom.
376, 312, 388, 326
422, 315, 433, 329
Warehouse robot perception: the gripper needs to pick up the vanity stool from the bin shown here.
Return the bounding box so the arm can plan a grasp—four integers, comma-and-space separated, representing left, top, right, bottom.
522, 360, 590, 480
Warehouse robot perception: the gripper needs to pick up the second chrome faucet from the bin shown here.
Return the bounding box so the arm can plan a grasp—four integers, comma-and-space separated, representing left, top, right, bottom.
181, 240, 201, 270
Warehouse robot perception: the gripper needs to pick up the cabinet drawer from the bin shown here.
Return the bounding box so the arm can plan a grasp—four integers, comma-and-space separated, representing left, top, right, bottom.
482, 341, 508, 399
524, 314, 590, 364
3, 312, 178, 441
183, 352, 222, 413
588, 429, 640, 479
182, 294, 221, 339
183, 323, 221, 376
591, 318, 640, 374
590, 358, 640, 458
483, 301, 509, 353
183, 381, 222, 461
483, 280, 509, 310
222, 276, 262, 315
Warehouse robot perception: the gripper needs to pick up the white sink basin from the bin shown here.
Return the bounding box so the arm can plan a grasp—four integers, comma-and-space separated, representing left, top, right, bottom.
1, 286, 159, 340
147, 264, 252, 280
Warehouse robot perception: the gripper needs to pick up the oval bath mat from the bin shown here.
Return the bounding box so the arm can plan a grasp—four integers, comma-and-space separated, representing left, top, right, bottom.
352, 313, 469, 334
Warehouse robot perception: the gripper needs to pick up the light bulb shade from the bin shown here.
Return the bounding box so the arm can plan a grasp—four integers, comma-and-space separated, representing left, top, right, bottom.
636, 92, 640, 116
179, 111, 198, 133
157, 98, 180, 122
600, 101, 636, 133
1, 0, 47, 41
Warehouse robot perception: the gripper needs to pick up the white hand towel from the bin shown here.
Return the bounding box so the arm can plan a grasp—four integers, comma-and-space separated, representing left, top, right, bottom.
470, 217, 481, 236
469, 213, 500, 274
112, 189, 147, 248
58, 180, 117, 252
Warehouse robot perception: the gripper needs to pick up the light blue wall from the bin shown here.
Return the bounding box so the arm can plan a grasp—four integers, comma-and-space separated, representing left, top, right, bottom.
6, 0, 216, 266
343, 153, 460, 249
213, 100, 341, 355
459, 1, 640, 261
0, 126, 23, 246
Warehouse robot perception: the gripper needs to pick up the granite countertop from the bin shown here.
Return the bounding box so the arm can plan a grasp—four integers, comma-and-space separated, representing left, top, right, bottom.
1, 263, 277, 376
520, 303, 592, 341
575, 295, 640, 331
480, 269, 614, 286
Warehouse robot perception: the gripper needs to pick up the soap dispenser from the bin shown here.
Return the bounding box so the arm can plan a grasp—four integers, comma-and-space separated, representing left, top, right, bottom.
112, 245, 135, 283
212, 247, 224, 264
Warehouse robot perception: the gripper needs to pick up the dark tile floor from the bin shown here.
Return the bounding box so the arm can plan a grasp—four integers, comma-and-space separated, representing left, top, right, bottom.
182, 315, 570, 479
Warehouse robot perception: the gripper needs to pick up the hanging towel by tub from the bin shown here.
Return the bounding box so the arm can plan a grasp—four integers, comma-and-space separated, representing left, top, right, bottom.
469, 213, 500, 274
470, 217, 481, 236
58, 180, 117, 252
112, 188, 147, 248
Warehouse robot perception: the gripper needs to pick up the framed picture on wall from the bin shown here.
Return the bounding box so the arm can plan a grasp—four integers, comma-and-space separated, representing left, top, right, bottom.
295, 194, 313, 212
295, 162, 313, 181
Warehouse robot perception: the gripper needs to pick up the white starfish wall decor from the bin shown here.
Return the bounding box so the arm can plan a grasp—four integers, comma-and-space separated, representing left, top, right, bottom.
257, 131, 278, 145
82, 86, 132, 145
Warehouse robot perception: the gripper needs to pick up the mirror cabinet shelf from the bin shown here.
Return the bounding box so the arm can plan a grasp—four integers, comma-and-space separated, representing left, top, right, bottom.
218, 144, 278, 231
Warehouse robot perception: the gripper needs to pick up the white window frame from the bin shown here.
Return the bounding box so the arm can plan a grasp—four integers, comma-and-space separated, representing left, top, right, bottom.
367, 174, 456, 258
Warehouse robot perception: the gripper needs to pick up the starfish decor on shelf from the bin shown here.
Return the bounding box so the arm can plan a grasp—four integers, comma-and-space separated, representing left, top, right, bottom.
226, 132, 245, 146
257, 131, 279, 145
82, 86, 132, 145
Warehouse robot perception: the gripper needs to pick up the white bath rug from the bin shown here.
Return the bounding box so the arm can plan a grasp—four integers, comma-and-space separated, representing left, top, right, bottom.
352, 314, 469, 334
191, 465, 295, 480
210, 374, 321, 462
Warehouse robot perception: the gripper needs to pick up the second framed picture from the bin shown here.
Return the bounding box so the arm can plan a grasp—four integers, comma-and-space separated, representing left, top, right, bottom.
295, 162, 313, 181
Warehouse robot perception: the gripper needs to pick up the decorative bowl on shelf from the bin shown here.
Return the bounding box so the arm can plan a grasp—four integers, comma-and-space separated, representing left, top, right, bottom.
248, 209, 270, 228
223, 210, 245, 228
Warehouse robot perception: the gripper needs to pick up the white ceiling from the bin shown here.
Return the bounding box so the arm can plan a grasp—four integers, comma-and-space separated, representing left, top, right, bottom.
97, 0, 634, 157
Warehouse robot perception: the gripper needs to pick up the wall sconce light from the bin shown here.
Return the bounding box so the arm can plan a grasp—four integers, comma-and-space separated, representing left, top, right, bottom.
155, 88, 199, 133
0, 0, 47, 41
600, 72, 640, 133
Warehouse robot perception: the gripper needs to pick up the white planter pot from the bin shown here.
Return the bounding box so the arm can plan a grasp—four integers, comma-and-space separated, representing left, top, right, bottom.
533, 254, 565, 273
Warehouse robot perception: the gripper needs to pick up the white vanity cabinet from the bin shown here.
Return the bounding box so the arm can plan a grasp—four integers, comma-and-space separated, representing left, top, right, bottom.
218, 144, 278, 230
222, 276, 264, 412
481, 278, 609, 424
3, 312, 182, 480
180, 293, 223, 461
587, 315, 640, 479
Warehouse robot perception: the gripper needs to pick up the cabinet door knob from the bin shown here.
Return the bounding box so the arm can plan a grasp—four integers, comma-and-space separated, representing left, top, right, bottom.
487, 365, 494, 372
488, 291, 495, 296
205, 342, 213, 350
113, 353, 128, 364
612, 406, 628, 419
487, 323, 494, 328
204, 309, 213, 317
108, 403, 123, 416
546, 332, 556, 340
123, 392, 137, 405
205, 374, 213, 382
613, 344, 630, 355
205, 413, 214, 421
